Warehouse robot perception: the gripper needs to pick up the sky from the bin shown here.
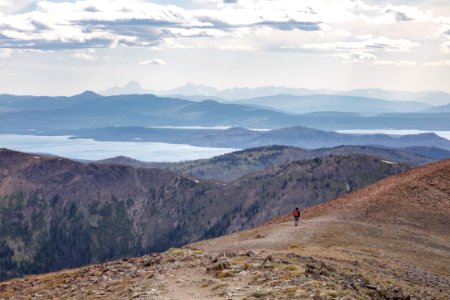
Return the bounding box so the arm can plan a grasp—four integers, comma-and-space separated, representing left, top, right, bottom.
0, 0, 449, 95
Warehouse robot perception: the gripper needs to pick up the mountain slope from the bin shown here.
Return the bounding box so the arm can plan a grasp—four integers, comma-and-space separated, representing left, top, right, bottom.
0, 149, 408, 281
193, 158, 450, 298
98, 145, 450, 182
0, 159, 448, 299
304, 157, 450, 233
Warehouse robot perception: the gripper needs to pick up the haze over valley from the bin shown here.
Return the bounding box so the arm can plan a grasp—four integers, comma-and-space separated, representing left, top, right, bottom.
1, 90, 450, 161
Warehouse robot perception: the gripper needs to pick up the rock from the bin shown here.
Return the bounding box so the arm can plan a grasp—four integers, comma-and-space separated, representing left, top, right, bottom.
364, 284, 378, 290
379, 287, 409, 300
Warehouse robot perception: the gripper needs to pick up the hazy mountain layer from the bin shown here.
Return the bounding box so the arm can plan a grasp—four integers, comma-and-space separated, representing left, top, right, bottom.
234, 94, 431, 114
0, 93, 449, 132
101, 81, 450, 105
71, 126, 450, 150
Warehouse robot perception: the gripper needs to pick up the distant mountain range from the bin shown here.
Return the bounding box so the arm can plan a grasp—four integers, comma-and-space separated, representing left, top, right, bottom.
423, 102, 450, 113
101, 81, 450, 105
0, 92, 449, 134
232, 94, 432, 114
97, 145, 450, 182
0, 148, 408, 280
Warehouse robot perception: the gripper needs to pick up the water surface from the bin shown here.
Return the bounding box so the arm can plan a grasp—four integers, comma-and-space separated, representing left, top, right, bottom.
0, 134, 238, 162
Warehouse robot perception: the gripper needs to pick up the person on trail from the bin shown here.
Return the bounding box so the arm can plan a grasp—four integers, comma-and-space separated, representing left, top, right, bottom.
293, 207, 301, 226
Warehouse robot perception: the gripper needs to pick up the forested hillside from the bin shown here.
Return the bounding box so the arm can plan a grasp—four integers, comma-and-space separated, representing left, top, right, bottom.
0, 149, 408, 280
98, 145, 448, 182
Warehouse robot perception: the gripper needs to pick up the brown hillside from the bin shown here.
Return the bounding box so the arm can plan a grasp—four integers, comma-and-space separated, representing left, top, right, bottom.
302, 159, 450, 234
0, 148, 410, 281
0, 159, 449, 299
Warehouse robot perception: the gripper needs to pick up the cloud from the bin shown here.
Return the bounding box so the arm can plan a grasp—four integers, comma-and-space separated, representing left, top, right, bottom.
256, 21, 321, 31
302, 37, 419, 53
0, 0, 442, 59
441, 41, 450, 53
392, 11, 414, 22
0, 0, 326, 51
334, 51, 377, 63
0, 48, 11, 58
372, 60, 417, 66
423, 60, 450, 66
384, 5, 430, 22
71, 52, 95, 60
216, 45, 255, 50
139, 59, 166, 65
0, 0, 9, 8
331, 48, 417, 66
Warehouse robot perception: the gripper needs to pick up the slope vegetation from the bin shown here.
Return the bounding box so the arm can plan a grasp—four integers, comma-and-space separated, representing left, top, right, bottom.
98, 145, 450, 182
0, 159, 448, 299
0, 148, 408, 281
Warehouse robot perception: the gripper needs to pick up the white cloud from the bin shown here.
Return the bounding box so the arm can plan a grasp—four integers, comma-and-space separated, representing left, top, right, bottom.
335, 30, 351, 37
139, 59, 166, 65
334, 51, 377, 63
0, 48, 12, 59
216, 45, 256, 50
441, 41, 450, 53
0, 0, 10, 8
71, 52, 95, 61
303, 37, 419, 53
384, 5, 430, 22
437, 17, 450, 36
0, 0, 328, 50
373, 60, 417, 66
0, 0, 435, 52
0, 0, 447, 87
423, 60, 450, 66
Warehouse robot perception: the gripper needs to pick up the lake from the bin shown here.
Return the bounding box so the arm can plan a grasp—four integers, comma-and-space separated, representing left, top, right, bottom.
0, 134, 238, 162
148, 126, 272, 131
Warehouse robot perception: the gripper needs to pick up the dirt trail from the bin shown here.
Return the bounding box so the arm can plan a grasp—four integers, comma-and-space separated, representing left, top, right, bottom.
160, 218, 326, 300
1, 215, 449, 299
161, 213, 450, 299
194, 217, 330, 254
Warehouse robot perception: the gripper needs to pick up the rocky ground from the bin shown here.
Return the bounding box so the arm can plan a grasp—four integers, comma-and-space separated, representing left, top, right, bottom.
0, 159, 449, 299
0, 217, 448, 299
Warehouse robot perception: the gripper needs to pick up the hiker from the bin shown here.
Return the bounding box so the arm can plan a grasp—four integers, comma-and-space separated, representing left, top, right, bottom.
293, 207, 301, 226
